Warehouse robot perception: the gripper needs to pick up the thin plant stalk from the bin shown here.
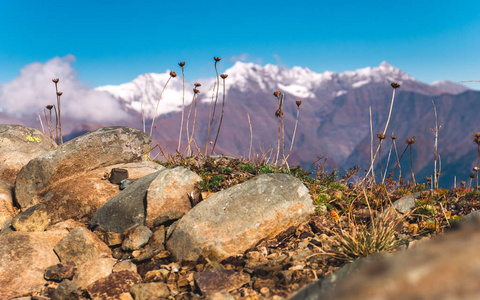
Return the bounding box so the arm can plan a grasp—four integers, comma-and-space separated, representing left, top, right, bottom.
185, 93, 195, 156
247, 113, 253, 160
184, 91, 199, 157
369, 106, 375, 182
430, 100, 440, 190
142, 78, 147, 133
365, 84, 399, 181
38, 115, 45, 134
286, 102, 301, 162
410, 144, 416, 185
383, 138, 394, 183
150, 76, 172, 137
177, 63, 185, 152
204, 57, 221, 154
212, 74, 228, 154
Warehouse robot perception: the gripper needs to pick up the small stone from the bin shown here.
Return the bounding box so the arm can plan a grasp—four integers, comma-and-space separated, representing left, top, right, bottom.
51, 279, 79, 300
130, 282, 170, 299
119, 179, 136, 190
86, 270, 142, 299
54, 227, 112, 265
144, 269, 169, 282
122, 225, 152, 251
194, 268, 250, 295
152, 210, 185, 227
260, 287, 271, 296
44, 262, 77, 281
113, 260, 137, 273
11, 203, 50, 232
72, 258, 117, 290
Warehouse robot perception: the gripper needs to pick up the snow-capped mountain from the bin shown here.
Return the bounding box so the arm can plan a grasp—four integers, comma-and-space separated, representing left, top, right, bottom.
96, 61, 453, 118
432, 80, 471, 95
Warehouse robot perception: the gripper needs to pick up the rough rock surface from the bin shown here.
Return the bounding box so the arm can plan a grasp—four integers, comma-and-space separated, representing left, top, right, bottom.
54, 226, 112, 265
167, 173, 314, 261
146, 166, 201, 227
0, 181, 15, 226
86, 270, 142, 299
44, 262, 77, 282
51, 279, 79, 300
0, 124, 56, 187
122, 225, 152, 251
194, 268, 251, 295
90, 172, 159, 233
72, 257, 118, 290
14, 126, 151, 210
0, 230, 67, 299
130, 282, 171, 299
11, 203, 50, 232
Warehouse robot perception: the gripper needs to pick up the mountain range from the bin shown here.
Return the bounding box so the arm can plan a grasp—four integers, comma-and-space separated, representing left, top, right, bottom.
2, 61, 478, 187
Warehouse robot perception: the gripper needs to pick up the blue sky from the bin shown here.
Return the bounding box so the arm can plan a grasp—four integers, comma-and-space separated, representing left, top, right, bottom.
1, 0, 479, 88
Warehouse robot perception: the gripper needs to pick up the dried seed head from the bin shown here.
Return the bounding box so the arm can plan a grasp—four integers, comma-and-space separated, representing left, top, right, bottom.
377, 133, 386, 140
275, 109, 282, 118
391, 82, 400, 89
436, 172, 441, 177
391, 135, 397, 140
46, 105, 53, 110
461, 181, 466, 186
406, 137, 416, 145
214, 57, 222, 62
193, 88, 200, 94
470, 173, 476, 178
178, 61, 185, 67
220, 74, 228, 79
475, 137, 480, 145
194, 82, 202, 87
57, 92, 63, 96
474, 167, 480, 172
426, 177, 431, 182
273, 91, 281, 98
170, 71, 177, 78
474, 132, 480, 138
296, 100, 302, 107
52, 78, 59, 83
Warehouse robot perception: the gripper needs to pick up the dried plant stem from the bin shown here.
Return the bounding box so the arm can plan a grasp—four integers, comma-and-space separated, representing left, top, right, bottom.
383, 139, 394, 183
53, 82, 63, 144
247, 113, 253, 160
365, 87, 397, 181
185, 93, 195, 156
150, 77, 172, 137
410, 145, 416, 185
393, 139, 402, 179
38, 115, 45, 135
184, 93, 198, 157
43, 109, 52, 140
369, 106, 375, 182
142, 78, 147, 133
286, 105, 300, 162
431, 100, 439, 190
378, 141, 383, 183
204, 61, 221, 154
212, 76, 227, 154
177, 65, 185, 152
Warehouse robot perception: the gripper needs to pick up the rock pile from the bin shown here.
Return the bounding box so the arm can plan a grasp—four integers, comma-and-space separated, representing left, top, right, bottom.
0, 125, 316, 299
2, 124, 480, 300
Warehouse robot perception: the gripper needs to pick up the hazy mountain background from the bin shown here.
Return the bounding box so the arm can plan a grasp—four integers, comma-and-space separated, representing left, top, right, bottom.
1, 60, 478, 187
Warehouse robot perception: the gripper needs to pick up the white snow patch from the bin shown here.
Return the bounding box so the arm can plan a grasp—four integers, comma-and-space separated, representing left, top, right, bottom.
277, 83, 314, 98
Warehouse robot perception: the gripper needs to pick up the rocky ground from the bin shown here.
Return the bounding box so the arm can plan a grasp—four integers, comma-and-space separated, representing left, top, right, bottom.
1, 124, 480, 300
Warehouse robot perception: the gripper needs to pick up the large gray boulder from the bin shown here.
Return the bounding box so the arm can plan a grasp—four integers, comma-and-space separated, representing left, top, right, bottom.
166, 173, 315, 261
90, 166, 200, 233
14, 126, 151, 210
90, 172, 159, 233
0, 124, 57, 187
0, 230, 68, 299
